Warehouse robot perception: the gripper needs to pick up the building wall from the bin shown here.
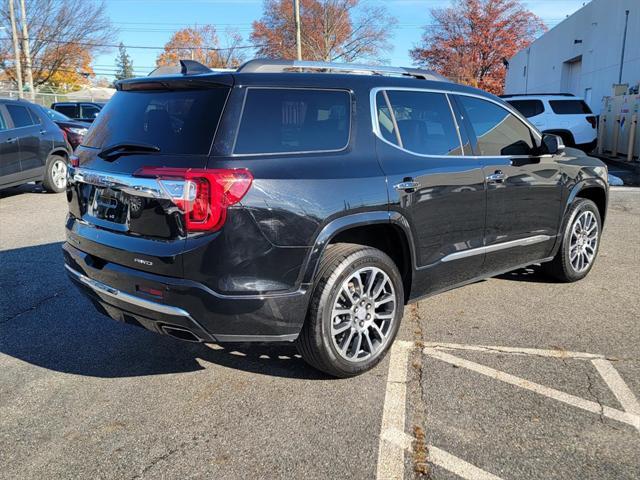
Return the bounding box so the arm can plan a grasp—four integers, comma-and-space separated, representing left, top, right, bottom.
505, 0, 639, 114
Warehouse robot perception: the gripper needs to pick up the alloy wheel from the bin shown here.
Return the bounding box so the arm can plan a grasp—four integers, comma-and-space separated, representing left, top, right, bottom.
330, 266, 397, 362
569, 210, 598, 273
51, 159, 67, 190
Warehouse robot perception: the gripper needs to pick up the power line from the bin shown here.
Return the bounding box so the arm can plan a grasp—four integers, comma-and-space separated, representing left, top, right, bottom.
0, 37, 265, 51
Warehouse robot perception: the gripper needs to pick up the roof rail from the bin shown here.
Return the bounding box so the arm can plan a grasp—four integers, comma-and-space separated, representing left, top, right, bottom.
147, 60, 234, 77
236, 59, 446, 81
500, 93, 575, 98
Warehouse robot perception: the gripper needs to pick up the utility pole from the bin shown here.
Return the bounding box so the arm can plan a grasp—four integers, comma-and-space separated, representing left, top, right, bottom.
19, 0, 35, 100
8, 0, 23, 98
618, 9, 630, 84
293, 0, 302, 61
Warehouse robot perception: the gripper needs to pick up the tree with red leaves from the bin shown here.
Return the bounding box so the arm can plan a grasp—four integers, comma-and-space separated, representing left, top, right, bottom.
251, 0, 396, 63
410, 0, 546, 94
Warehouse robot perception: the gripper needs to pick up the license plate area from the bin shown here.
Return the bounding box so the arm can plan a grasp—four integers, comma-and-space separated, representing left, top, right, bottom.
87, 187, 130, 228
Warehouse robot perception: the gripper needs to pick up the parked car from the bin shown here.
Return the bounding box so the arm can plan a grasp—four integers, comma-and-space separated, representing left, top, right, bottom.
50, 101, 105, 123
0, 98, 70, 192
63, 59, 608, 377
40, 106, 89, 150
501, 93, 597, 152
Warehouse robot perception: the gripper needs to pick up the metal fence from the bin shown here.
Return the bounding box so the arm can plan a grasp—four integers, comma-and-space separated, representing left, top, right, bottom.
0, 90, 111, 107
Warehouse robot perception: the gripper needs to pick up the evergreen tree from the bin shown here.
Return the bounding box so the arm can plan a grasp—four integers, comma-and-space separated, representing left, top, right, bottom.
114, 43, 134, 81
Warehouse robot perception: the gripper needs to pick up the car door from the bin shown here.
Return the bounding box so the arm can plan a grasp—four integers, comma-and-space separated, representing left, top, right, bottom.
0, 105, 23, 186
373, 88, 486, 296
454, 94, 563, 275
5, 103, 43, 176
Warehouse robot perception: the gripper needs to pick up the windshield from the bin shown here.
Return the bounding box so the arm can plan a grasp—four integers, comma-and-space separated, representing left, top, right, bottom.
83, 87, 230, 155
43, 107, 72, 122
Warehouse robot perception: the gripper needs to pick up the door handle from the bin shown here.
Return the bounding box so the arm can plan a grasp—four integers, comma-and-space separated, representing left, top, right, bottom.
393, 180, 420, 192
486, 170, 507, 184
39, 129, 47, 135
5, 137, 17, 144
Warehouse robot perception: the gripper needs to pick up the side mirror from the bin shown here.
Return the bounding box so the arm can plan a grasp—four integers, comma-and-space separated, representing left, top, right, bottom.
542, 133, 565, 155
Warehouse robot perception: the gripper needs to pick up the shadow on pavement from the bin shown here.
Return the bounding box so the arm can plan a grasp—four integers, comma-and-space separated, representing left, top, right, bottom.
0, 242, 328, 380
496, 264, 561, 283
0, 182, 49, 199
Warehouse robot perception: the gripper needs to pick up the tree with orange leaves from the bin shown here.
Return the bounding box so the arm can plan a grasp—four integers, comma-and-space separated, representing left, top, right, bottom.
410, 0, 545, 94
251, 0, 396, 63
156, 26, 246, 68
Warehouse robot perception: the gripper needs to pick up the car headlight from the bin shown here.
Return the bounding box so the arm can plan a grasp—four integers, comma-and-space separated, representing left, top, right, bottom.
68, 127, 88, 135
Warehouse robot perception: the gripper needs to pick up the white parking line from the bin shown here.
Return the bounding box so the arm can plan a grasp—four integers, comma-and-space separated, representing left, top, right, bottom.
377, 341, 640, 479
428, 446, 504, 480
592, 358, 640, 424
376, 340, 412, 480
424, 342, 606, 359
424, 348, 640, 430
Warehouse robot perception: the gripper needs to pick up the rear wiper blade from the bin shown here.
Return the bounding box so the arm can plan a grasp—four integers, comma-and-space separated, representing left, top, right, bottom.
98, 142, 161, 160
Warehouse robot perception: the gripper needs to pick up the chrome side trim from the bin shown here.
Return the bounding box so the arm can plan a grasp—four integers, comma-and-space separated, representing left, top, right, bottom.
214, 333, 299, 343
441, 235, 552, 263
65, 264, 190, 317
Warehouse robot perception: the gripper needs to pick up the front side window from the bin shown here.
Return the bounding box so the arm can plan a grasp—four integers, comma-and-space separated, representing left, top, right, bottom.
6, 104, 35, 128
81, 104, 101, 119
234, 88, 350, 155
506, 99, 544, 118
376, 90, 462, 156
457, 96, 534, 156
55, 104, 79, 118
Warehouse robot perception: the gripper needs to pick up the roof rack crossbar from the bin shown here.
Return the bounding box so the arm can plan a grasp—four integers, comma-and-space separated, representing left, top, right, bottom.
236, 59, 445, 81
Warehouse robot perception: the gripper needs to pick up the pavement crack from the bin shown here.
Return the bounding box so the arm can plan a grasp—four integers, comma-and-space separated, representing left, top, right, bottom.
0, 290, 67, 324
584, 369, 607, 426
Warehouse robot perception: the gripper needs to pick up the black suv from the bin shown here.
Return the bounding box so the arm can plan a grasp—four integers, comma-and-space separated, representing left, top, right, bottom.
63, 59, 608, 377
1, 98, 70, 192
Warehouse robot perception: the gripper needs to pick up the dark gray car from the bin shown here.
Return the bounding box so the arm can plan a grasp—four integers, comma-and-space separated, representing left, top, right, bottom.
0, 98, 70, 192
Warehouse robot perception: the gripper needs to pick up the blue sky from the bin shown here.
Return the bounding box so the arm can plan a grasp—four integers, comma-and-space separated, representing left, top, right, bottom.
93, 0, 591, 80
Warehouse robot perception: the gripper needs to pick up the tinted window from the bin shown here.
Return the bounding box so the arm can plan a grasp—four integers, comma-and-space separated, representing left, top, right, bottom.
458, 96, 534, 156
376, 92, 398, 145
43, 107, 71, 122
506, 99, 544, 118
6, 104, 35, 128
379, 90, 462, 156
234, 88, 350, 155
54, 105, 79, 118
81, 104, 101, 119
549, 100, 592, 115
83, 87, 229, 155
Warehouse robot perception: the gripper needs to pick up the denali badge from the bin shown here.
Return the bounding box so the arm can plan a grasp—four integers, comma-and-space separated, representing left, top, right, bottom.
134, 258, 153, 266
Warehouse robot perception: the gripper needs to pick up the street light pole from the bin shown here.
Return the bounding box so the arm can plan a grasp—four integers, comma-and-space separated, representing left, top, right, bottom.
618, 9, 630, 84
19, 0, 35, 100
293, 0, 302, 61
8, 0, 23, 98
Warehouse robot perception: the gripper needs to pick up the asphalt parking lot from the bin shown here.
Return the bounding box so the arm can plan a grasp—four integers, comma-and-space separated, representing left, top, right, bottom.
1, 184, 639, 479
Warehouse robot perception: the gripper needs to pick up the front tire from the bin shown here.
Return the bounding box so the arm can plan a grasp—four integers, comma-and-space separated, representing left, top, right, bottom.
544, 198, 601, 282
42, 155, 67, 193
297, 243, 404, 378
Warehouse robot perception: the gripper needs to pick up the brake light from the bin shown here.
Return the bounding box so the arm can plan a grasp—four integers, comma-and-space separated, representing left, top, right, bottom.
70, 155, 80, 167
134, 167, 253, 232
586, 116, 597, 128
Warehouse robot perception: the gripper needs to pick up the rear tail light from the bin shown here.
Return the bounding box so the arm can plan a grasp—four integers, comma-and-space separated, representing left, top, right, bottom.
586, 116, 597, 128
70, 155, 80, 167
134, 167, 253, 232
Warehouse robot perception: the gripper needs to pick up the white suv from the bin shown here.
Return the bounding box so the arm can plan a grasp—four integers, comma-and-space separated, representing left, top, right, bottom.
501, 94, 597, 152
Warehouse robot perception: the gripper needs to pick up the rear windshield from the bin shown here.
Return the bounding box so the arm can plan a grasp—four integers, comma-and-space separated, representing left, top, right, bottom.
234, 88, 351, 155
506, 99, 544, 118
549, 100, 592, 115
83, 87, 229, 154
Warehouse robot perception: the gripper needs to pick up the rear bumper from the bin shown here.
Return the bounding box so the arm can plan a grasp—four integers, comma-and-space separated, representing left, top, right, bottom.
63, 242, 311, 343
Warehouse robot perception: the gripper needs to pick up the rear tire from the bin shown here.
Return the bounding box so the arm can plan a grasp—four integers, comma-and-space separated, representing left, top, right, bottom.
42, 154, 68, 193
297, 243, 404, 378
543, 198, 601, 282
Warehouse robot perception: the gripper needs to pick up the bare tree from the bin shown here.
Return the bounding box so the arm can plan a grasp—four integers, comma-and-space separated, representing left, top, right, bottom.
1, 0, 113, 87
251, 0, 397, 63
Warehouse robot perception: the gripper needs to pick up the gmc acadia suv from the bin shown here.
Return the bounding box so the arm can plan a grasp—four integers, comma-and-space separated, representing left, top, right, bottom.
63, 59, 608, 377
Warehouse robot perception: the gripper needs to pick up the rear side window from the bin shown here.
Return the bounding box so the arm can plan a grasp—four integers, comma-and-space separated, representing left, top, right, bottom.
0, 111, 7, 131
83, 87, 230, 154
506, 99, 544, 118
54, 104, 79, 118
376, 90, 462, 156
457, 96, 534, 156
234, 88, 350, 155
81, 104, 101, 119
549, 100, 592, 115
6, 104, 35, 128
